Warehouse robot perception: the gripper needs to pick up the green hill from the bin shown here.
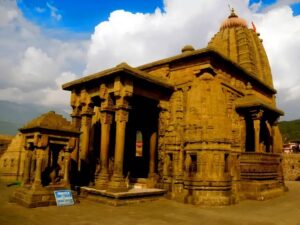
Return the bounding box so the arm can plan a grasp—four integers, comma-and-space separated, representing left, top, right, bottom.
279, 119, 300, 143
0, 121, 22, 135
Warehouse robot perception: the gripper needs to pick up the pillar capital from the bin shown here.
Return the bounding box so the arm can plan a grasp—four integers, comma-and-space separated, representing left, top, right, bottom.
100, 90, 114, 112
71, 90, 80, 108
250, 109, 264, 120
33, 134, 48, 149
115, 96, 130, 111
71, 105, 81, 118
79, 88, 94, 116
158, 100, 169, 111
81, 103, 94, 116
100, 111, 113, 125
115, 109, 129, 123
113, 76, 133, 99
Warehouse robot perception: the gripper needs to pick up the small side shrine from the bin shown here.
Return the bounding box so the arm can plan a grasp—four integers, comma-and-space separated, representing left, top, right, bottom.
10, 111, 80, 208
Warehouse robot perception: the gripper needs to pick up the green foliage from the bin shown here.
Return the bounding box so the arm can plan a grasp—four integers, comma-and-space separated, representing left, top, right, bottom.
279, 119, 300, 143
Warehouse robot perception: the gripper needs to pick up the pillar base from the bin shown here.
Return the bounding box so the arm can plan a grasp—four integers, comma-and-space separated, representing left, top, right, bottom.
31, 183, 43, 191
95, 173, 109, 190
147, 173, 159, 188
107, 175, 128, 192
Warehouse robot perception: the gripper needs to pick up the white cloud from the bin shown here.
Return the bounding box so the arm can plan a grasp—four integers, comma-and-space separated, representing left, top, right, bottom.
12, 46, 58, 89
264, 0, 300, 12
249, 0, 262, 12
0, 0, 87, 108
85, 0, 251, 74
55, 71, 77, 87
0, 0, 18, 26
46, 2, 62, 21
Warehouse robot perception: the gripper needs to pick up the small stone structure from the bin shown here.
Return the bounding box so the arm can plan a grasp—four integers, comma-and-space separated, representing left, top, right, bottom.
10, 111, 80, 207
283, 153, 300, 181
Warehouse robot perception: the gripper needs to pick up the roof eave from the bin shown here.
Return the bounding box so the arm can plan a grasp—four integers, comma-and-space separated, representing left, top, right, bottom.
62, 64, 174, 91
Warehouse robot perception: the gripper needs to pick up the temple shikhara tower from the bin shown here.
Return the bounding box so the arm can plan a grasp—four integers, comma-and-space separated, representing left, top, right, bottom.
6, 10, 286, 207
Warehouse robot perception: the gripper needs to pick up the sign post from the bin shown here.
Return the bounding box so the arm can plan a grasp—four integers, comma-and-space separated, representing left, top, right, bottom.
54, 190, 74, 206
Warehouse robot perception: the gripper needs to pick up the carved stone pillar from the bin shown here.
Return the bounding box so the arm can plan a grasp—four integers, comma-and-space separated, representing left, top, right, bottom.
251, 110, 263, 153
32, 149, 44, 189
95, 111, 113, 189
62, 151, 71, 186
32, 135, 48, 189
253, 119, 261, 153
108, 108, 128, 192
271, 120, 283, 153
71, 111, 81, 161
148, 131, 157, 178
22, 145, 33, 186
107, 76, 132, 192
70, 92, 82, 163
71, 107, 82, 130
80, 103, 93, 162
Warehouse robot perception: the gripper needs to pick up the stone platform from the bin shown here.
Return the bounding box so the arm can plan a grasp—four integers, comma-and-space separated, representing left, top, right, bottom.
80, 187, 166, 206
9, 185, 78, 208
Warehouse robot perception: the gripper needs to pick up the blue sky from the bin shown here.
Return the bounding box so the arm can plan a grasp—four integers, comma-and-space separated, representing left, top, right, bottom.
16, 0, 300, 34
17, 0, 164, 33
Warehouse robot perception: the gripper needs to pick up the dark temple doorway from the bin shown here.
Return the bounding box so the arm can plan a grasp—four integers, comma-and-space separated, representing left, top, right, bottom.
123, 95, 159, 179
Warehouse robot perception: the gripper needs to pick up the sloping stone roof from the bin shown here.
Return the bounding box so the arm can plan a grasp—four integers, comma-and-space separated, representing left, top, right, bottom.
235, 95, 284, 116
19, 111, 78, 134
62, 62, 174, 91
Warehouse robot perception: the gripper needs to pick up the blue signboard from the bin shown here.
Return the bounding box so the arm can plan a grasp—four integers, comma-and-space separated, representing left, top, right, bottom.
54, 190, 74, 206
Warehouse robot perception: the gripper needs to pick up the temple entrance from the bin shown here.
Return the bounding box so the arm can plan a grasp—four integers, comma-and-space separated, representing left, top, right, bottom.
42, 143, 64, 186
123, 95, 159, 180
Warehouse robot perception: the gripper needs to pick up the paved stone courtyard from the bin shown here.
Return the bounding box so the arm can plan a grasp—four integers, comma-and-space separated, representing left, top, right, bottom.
0, 181, 300, 225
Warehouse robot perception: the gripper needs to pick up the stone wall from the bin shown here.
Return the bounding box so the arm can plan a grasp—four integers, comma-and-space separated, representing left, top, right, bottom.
0, 133, 25, 182
0, 135, 13, 157
283, 153, 300, 181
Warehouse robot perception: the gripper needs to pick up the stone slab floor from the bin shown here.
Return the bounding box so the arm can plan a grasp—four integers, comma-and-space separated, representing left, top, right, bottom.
1, 182, 300, 225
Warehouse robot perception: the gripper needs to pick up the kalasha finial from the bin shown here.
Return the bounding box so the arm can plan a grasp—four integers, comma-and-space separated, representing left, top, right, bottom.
229, 7, 238, 18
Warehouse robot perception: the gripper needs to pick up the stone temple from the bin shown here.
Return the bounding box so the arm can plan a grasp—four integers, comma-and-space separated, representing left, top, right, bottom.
6, 10, 286, 207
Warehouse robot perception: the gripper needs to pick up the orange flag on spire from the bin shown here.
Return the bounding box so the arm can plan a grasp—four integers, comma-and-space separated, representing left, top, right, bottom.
251, 21, 257, 33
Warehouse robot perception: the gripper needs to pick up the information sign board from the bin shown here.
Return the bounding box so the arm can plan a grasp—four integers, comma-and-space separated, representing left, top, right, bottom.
54, 190, 74, 206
